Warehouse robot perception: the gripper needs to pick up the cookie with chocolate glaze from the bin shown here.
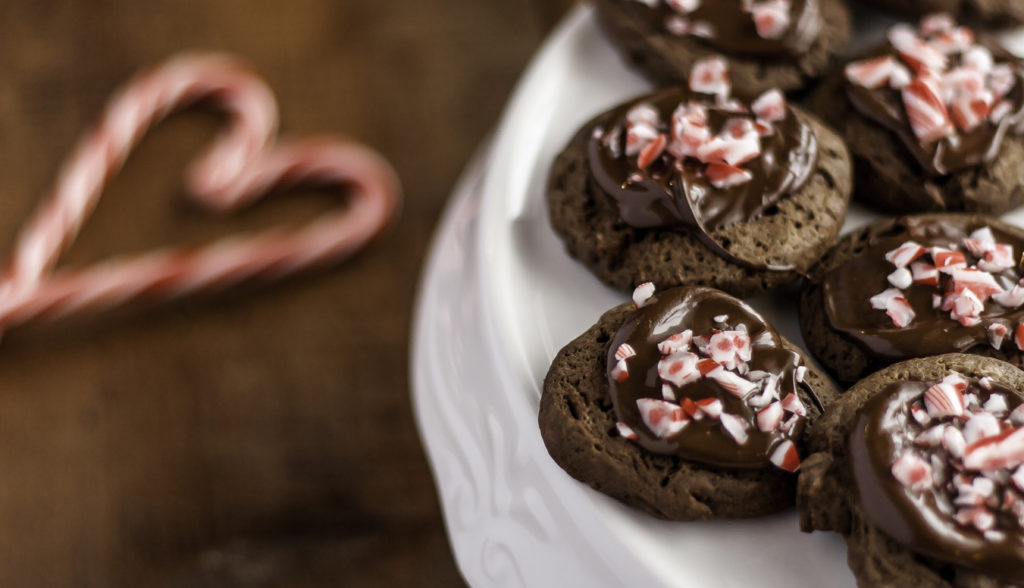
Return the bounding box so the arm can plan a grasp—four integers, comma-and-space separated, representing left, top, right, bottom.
547, 60, 852, 298
810, 15, 1024, 214
798, 354, 1024, 587
799, 214, 1024, 384
857, 0, 1024, 26
592, 0, 851, 94
539, 285, 839, 520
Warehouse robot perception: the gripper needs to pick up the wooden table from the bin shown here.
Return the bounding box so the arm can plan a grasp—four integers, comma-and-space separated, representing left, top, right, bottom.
0, 0, 572, 585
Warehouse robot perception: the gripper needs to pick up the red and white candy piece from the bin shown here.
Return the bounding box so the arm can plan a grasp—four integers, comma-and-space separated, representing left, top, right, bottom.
705, 163, 753, 189
616, 422, 639, 441
888, 267, 913, 289
751, 89, 786, 122
781, 392, 806, 416
658, 351, 701, 387
892, 451, 933, 492
963, 427, 1024, 471
696, 397, 724, 419
633, 282, 656, 308
615, 343, 637, 361
870, 288, 916, 328
757, 401, 784, 432
708, 330, 751, 369
720, 413, 749, 445
885, 241, 927, 267
666, 0, 700, 13
846, 55, 901, 89
706, 365, 758, 397
637, 398, 690, 438
611, 358, 630, 383
924, 373, 967, 418
988, 323, 1008, 349
911, 261, 939, 286
689, 57, 730, 101
770, 439, 800, 472
903, 77, 955, 143
658, 330, 693, 355
749, 1, 790, 40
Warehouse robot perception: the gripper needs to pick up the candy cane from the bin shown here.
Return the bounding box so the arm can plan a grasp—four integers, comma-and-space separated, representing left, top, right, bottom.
0, 53, 399, 334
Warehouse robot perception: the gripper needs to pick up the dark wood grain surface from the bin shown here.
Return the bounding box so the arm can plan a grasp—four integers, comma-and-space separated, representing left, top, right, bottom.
0, 0, 572, 585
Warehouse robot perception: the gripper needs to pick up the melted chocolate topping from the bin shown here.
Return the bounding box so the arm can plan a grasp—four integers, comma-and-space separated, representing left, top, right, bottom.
845, 39, 1024, 176
823, 217, 1024, 361
850, 377, 1024, 580
584, 87, 818, 269
608, 287, 809, 469
622, 0, 821, 58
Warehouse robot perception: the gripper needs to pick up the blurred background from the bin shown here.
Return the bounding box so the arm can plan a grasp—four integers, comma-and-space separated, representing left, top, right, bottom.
0, 0, 571, 585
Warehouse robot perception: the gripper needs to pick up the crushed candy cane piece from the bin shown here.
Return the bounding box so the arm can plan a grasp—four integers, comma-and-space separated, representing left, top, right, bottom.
984, 394, 1008, 414
658, 351, 701, 387
750, 1, 790, 40
963, 412, 1001, 445
988, 323, 1008, 349
658, 330, 693, 355
845, 55, 898, 89
888, 267, 913, 289
924, 377, 965, 418
903, 77, 955, 143
616, 422, 639, 441
770, 440, 800, 472
963, 427, 1024, 471
615, 343, 637, 361
705, 162, 753, 188
892, 451, 933, 492
633, 282, 656, 308
662, 383, 676, 402
751, 89, 786, 122
885, 241, 927, 267
781, 392, 807, 416
637, 398, 690, 438
720, 413, 749, 445
611, 358, 630, 383
757, 402, 784, 432
666, 0, 700, 13
689, 57, 730, 100
637, 133, 668, 169
943, 425, 967, 459
911, 261, 939, 286
707, 365, 758, 397
696, 397, 723, 419
886, 294, 916, 328
993, 284, 1024, 308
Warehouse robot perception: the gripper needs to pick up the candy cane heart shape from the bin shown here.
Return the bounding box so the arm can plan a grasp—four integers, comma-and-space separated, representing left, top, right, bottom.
0, 53, 400, 334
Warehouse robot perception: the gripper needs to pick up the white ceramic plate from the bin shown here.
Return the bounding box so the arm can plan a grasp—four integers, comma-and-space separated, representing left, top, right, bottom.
413, 5, 1024, 586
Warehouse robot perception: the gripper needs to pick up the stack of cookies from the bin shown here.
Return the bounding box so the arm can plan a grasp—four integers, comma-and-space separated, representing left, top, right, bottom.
539, 2, 1024, 585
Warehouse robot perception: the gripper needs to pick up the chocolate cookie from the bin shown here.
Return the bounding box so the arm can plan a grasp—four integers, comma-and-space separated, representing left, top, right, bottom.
799, 214, 1024, 384
547, 60, 851, 298
592, 0, 851, 94
539, 285, 839, 520
857, 0, 1024, 25
798, 353, 1024, 586
811, 15, 1024, 214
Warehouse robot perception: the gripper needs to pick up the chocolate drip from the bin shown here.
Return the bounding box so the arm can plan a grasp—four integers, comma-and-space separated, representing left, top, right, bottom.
584, 87, 819, 271
845, 40, 1024, 177
822, 217, 1024, 361
621, 0, 821, 58
607, 287, 807, 468
850, 379, 1024, 581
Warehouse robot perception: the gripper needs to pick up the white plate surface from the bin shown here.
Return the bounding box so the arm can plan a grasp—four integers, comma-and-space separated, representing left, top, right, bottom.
414, 5, 1024, 587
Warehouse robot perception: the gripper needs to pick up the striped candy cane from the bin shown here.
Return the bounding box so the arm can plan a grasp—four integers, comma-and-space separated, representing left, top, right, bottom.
0, 52, 399, 333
